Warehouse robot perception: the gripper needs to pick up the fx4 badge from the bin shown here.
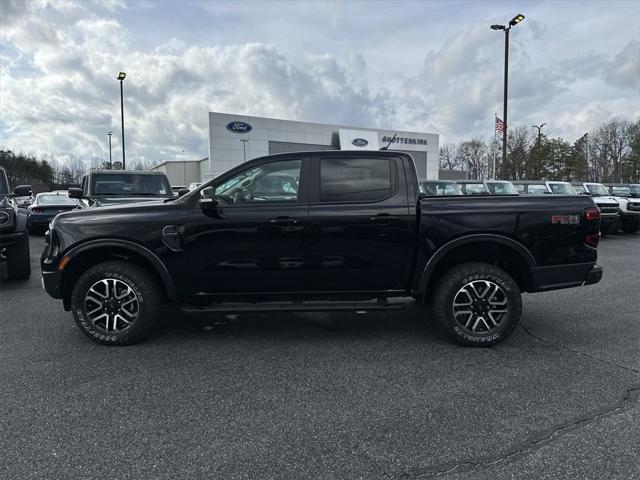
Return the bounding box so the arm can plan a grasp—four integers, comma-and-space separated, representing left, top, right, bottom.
551, 215, 580, 225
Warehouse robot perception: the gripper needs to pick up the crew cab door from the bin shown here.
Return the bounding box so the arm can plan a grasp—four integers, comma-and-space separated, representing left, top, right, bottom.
185, 156, 310, 294
306, 154, 413, 292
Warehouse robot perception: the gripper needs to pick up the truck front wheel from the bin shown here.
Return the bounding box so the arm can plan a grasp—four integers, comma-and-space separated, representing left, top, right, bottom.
70, 261, 163, 345
6, 231, 31, 279
432, 262, 522, 347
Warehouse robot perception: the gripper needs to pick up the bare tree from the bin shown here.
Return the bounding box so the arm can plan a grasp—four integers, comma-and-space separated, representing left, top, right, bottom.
456, 139, 490, 179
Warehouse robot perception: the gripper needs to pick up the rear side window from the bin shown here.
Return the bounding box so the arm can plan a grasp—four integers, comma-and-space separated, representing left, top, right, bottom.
320, 158, 394, 202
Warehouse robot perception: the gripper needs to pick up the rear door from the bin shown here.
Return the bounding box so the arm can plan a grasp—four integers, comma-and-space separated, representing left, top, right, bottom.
305, 154, 413, 292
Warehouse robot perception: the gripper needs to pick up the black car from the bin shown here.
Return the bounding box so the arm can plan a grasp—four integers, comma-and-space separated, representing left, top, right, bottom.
0, 167, 32, 279
28, 191, 80, 233
42, 151, 602, 346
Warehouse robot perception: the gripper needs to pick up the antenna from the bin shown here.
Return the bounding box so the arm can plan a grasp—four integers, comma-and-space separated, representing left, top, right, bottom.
380, 133, 397, 150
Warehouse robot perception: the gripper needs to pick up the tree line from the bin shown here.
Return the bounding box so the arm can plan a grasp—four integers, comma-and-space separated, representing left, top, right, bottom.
0, 150, 157, 192
440, 118, 640, 183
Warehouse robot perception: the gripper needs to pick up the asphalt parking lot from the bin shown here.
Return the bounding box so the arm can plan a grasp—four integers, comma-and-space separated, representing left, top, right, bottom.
1, 234, 639, 480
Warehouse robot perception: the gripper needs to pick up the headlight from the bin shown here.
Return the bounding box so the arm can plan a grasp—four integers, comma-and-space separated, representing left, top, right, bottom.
0, 208, 14, 228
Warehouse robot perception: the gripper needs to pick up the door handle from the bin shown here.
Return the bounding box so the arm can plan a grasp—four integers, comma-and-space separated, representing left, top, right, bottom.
370, 214, 400, 223
269, 217, 298, 225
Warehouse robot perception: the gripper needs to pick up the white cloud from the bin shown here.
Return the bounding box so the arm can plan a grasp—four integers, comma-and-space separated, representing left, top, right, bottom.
0, 0, 638, 165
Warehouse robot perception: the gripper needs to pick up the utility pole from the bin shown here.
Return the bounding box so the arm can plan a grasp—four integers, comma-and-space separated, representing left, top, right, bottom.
117, 72, 127, 169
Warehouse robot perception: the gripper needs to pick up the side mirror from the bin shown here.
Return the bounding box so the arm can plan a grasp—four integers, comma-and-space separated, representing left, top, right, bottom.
13, 185, 32, 197
68, 187, 83, 199
178, 188, 190, 197
199, 186, 218, 209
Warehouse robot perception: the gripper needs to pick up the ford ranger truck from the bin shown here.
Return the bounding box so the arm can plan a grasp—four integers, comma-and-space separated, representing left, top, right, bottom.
572, 182, 620, 235
41, 151, 603, 346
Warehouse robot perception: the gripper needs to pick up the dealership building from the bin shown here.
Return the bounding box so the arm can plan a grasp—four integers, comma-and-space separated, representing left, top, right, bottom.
204, 112, 439, 181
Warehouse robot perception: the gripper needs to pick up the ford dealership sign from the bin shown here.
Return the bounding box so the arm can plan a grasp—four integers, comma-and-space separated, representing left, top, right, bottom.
226, 121, 252, 133
351, 138, 368, 147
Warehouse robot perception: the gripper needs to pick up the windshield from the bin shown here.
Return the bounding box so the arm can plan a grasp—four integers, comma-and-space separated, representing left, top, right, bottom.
573, 185, 586, 194
548, 182, 577, 195
420, 181, 463, 196
91, 173, 172, 196
611, 186, 632, 196
36, 194, 78, 205
585, 183, 609, 196
527, 184, 548, 194
630, 185, 640, 194
487, 182, 518, 195
465, 183, 488, 194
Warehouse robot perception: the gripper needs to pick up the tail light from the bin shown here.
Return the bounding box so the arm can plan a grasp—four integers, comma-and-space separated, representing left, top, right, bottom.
32, 207, 44, 213
585, 233, 600, 248
584, 207, 600, 221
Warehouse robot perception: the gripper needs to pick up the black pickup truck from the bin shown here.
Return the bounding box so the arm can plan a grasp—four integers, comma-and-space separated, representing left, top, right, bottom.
0, 167, 32, 280
41, 151, 603, 346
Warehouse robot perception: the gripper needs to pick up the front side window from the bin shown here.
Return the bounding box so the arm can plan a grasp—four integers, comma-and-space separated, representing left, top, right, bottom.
214, 159, 301, 204
320, 158, 393, 202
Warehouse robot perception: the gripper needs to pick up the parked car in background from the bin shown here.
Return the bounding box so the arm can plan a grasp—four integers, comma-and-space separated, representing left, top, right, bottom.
188, 182, 202, 190
546, 181, 577, 195
14, 192, 34, 207
602, 184, 640, 233
0, 167, 31, 279
458, 180, 518, 195
42, 151, 602, 347
512, 181, 577, 195
419, 180, 463, 196
171, 186, 187, 196
606, 183, 640, 198
69, 170, 174, 207
28, 191, 80, 233
572, 182, 620, 235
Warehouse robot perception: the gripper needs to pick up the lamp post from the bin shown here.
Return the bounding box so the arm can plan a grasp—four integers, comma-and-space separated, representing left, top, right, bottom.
238, 138, 249, 163
491, 13, 525, 168
117, 71, 126, 170
107, 131, 113, 169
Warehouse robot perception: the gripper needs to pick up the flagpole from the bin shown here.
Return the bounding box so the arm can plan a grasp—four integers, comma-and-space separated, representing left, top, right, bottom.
493, 113, 498, 179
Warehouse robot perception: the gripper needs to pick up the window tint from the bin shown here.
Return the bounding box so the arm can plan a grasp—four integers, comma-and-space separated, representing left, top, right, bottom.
465, 183, 487, 194
320, 158, 393, 202
214, 159, 301, 204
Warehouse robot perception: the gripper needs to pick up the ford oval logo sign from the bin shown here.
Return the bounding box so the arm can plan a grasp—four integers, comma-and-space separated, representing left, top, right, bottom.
351, 138, 368, 147
226, 121, 252, 133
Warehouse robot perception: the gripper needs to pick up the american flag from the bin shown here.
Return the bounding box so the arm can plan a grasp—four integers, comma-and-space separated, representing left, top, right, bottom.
495, 117, 505, 133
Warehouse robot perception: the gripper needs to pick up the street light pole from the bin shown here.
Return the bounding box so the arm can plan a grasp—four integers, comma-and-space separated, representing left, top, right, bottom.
491, 14, 525, 168
117, 72, 127, 170
108, 131, 113, 169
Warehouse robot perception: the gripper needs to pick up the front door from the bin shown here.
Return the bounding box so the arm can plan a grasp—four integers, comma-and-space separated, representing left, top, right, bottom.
185, 157, 309, 294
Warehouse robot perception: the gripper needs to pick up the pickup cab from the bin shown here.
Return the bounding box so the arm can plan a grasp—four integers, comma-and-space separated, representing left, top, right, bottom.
69, 170, 174, 207
41, 151, 603, 346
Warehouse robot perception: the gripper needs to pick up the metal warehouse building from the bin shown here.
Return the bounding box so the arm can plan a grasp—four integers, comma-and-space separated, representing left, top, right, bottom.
205, 112, 439, 181
150, 157, 208, 186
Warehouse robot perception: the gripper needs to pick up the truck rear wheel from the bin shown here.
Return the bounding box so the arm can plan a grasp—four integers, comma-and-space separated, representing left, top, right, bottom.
6, 232, 31, 279
432, 262, 521, 347
70, 261, 163, 345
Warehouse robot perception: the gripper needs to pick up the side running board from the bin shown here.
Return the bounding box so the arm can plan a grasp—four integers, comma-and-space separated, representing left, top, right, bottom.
181, 300, 406, 314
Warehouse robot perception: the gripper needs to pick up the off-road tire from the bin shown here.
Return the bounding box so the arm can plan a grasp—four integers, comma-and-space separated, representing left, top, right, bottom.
432, 262, 522, 347
6, 231, 31, 279
70, 261, 163, 345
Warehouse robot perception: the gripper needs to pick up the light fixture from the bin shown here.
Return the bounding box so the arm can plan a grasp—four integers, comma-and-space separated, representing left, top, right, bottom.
509, 14, 525, 26
117, 72, 126, 81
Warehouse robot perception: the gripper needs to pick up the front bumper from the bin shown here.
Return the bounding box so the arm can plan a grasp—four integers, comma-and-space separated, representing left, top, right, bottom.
530, 263, 603, 292
42, 269, 63, 299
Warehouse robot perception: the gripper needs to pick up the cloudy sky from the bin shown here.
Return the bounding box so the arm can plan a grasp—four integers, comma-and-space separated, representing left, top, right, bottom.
1, 0, 639, 165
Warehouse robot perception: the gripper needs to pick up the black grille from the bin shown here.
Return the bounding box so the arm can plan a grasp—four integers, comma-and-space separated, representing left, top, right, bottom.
597, 205, 619, 215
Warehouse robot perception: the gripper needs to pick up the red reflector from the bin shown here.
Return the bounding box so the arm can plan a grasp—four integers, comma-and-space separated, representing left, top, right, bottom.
585, 233, 600, 247
585, 207, 600, 221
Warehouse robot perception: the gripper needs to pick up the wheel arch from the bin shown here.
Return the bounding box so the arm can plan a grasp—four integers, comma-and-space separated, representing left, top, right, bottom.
59, 239, 177, 304
419, 234, 537, 297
